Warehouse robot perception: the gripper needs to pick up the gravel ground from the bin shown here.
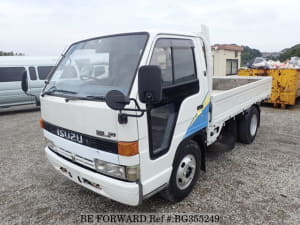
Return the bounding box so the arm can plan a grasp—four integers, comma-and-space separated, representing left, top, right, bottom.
0, 103, 299, 225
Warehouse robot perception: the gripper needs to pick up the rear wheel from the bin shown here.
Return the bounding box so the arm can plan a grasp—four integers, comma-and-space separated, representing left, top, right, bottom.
160, 140, 201, 202
238, 106, 260, 144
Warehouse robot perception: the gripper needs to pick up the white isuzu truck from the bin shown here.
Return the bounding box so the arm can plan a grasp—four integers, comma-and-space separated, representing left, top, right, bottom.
22, 27, 272, 206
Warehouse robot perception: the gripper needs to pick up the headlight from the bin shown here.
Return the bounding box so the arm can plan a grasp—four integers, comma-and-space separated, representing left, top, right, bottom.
95, 159, 126, 180
94, 159, 139, 181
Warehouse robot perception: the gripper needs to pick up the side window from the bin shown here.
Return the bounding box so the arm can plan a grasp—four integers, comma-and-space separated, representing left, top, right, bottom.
0, 67, 25, 82
149, 103, 176, 156
226, 59, 238, 75
150, 46, 173, 86
150, 38, 197, 87
37, 66, 54, 80
173, 48, 196, 83
29, 67, 37, 80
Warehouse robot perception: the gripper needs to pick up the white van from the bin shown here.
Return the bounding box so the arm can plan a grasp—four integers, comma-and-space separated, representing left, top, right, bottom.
0, 56, 58, 107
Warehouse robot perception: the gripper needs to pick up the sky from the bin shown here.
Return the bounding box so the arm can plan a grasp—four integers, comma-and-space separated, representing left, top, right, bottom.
0, 0, 299, 56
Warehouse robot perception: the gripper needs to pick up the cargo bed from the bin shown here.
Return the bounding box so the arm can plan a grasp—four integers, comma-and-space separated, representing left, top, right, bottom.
210, 76, 272, 125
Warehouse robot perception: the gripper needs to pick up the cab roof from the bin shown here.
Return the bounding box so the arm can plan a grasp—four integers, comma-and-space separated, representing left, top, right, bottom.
72, 30, 205, 46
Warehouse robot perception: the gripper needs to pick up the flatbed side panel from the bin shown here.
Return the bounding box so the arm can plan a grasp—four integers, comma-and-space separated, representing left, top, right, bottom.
211, 76, 272, 125
239, 69, 300, 106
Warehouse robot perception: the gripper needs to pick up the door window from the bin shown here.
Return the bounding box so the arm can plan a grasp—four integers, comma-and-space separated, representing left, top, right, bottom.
37, 66, 54, 80
150, 39, 197, 86
29, 67, 37, 80
173, 48, 196, 83
0, 67, 25, 82
150, 47, 173, 86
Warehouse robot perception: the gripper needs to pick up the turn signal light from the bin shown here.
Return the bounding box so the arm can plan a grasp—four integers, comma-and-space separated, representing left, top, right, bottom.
40, 119, 45, 129
118, 141, 139, 156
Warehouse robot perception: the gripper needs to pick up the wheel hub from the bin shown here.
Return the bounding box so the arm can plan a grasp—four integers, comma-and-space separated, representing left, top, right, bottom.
250, 114, 258, 136
176, 154, 196, 190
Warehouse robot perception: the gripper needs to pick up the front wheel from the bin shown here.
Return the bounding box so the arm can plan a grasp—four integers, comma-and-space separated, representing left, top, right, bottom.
160, 140, 201, 202
238, 106, 260, 144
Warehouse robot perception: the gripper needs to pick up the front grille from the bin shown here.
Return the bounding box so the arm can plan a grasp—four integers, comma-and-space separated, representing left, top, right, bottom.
44, 121, 118, 154
50, 145, 95, 169
48, 148, 131, 182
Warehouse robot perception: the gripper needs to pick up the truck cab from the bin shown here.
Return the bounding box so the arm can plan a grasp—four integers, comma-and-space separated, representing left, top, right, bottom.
32, 29, 271, 206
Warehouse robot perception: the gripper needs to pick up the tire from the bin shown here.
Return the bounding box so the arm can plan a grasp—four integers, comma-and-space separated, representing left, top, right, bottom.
35, 96, 41, 107
238, 106, 260, 144
160, 140, 201, 202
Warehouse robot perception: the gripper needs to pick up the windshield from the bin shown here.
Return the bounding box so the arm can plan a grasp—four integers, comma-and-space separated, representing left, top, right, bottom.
44, 33, 148, 98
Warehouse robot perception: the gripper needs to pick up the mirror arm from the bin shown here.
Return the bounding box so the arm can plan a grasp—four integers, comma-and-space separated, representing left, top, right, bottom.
118, 110, 145, 124
130, 98, 145, 111
117, 98, 148, 124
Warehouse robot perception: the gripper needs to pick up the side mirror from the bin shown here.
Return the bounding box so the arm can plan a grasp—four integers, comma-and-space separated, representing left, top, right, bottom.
21, 70, 28, 93
138, 65, 162, 104
105, 90, 130, 110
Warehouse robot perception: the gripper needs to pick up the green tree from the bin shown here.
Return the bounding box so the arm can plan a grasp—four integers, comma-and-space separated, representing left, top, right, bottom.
279, 44, 300, 62
241, 46, 262, 66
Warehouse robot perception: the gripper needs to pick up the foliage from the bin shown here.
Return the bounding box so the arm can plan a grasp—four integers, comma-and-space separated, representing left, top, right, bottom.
279, 44, 300, 62
241, 46, 262, 66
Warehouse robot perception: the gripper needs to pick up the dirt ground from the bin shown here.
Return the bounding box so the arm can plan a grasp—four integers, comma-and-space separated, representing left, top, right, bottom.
0, 102, 299, 225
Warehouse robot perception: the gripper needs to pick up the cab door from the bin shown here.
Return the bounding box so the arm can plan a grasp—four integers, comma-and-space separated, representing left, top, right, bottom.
138, 36, 209, 196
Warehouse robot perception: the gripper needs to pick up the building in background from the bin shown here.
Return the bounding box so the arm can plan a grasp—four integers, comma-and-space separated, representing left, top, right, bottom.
212, 44, 243, 76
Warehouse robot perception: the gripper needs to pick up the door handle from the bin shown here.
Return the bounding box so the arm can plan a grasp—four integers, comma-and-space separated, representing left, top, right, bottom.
197, 104, 203, 110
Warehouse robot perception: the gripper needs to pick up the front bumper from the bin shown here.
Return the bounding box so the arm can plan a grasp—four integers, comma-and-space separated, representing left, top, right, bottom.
45, 147, 140, 206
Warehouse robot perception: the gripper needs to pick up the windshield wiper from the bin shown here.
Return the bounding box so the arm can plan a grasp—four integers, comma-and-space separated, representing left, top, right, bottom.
41, 86, 77, 97
65, 95, 105, 102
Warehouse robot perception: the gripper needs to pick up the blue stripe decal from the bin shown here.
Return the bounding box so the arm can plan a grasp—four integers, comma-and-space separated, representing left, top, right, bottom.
185, 105, 209, 138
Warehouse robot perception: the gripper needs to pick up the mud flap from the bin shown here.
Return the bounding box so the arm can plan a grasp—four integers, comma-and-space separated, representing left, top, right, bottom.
218, 118, 237, 149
